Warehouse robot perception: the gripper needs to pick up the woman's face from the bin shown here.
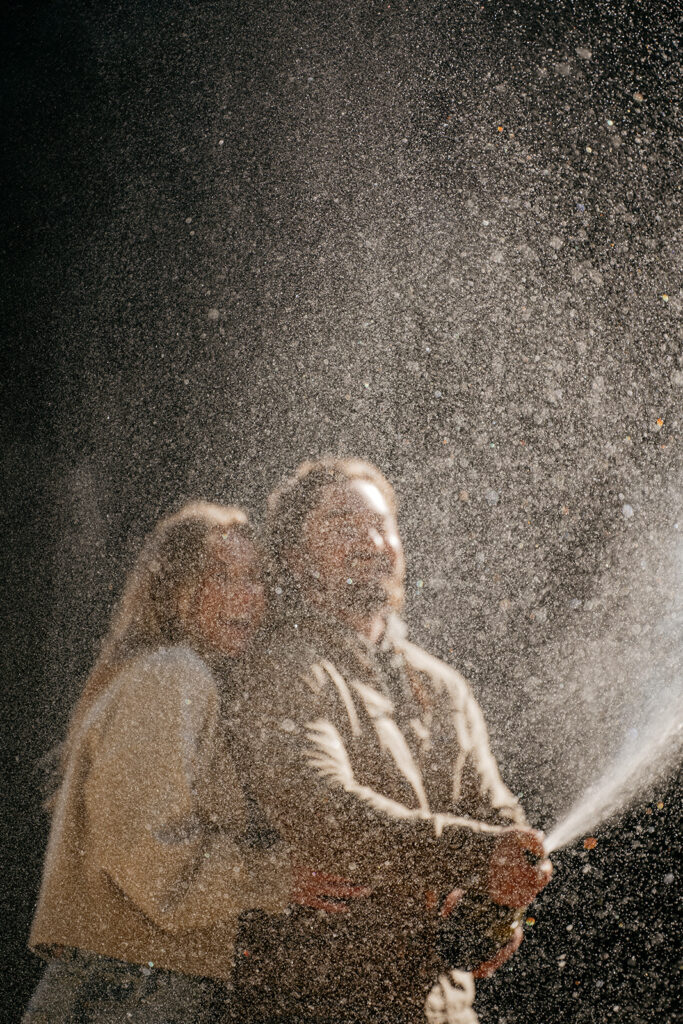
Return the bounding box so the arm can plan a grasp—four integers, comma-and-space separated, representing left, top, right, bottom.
191, 530, 266, 657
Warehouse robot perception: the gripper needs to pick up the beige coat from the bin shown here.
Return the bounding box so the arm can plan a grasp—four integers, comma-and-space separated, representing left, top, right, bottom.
29, 646, 292, 980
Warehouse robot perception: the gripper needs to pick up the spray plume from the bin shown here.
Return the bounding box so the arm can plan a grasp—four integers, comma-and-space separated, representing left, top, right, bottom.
545, 524, 682, 852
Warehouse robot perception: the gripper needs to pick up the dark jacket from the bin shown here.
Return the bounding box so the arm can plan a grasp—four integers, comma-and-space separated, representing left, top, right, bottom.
229, 613, 525, 1020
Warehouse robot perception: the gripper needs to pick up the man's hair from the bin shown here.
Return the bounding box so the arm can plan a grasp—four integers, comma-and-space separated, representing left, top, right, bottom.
267, 457, 397, 565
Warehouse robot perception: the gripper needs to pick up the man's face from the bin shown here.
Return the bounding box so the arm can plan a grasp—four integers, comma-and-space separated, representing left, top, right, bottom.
192, 532, 266, 657
294, 479, 404, 615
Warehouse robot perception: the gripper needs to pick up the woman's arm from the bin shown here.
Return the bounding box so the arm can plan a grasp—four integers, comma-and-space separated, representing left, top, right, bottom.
83, 648, 293, 932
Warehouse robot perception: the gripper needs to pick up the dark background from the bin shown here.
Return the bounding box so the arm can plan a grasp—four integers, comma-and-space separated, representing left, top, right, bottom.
2, 1, 681, 1020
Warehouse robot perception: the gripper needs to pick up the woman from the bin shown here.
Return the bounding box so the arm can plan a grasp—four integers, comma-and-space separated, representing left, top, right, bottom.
24, 501, 352, 1023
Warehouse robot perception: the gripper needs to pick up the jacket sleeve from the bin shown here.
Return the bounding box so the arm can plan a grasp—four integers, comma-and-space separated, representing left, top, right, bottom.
436, 667, 528, 827
83, 648, 292, 933
401, 640, 526, 829
233, 658, 507, 895
453, 682, 527, 828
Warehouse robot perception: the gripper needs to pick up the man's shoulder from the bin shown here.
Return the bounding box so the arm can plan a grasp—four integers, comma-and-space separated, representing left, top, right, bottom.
396, 637, 474, 704
397, 636, 466, 684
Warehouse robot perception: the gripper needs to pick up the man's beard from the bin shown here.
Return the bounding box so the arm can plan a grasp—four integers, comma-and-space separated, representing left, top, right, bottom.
331, 577, 390, 615
301, 568, 404, 620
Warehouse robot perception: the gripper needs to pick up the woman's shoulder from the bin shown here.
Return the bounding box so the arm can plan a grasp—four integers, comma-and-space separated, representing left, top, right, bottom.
110, 644, 219, 706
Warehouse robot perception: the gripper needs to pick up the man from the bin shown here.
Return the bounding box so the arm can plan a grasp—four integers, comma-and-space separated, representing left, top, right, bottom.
229, 458, 551, 1022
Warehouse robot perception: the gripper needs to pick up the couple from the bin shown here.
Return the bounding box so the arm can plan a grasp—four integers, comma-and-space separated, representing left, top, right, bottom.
24, 458, 551, 1023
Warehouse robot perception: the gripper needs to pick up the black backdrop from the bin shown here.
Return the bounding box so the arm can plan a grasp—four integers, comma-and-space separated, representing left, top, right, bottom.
3, 1, 681, 1020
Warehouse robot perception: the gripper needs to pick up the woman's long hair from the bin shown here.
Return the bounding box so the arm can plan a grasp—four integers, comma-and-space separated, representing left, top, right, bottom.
56, 501, 250, 783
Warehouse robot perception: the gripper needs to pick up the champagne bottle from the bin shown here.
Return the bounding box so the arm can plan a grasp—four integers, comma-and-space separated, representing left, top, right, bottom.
436, 893, 526, 971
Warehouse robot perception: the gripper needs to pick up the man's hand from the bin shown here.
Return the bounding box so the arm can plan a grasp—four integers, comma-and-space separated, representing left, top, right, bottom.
488, 828, 552, 907
291, 866, 372, 913
438, 887, 465, 918
437, 887, 523, 978
472, 926, 524, 978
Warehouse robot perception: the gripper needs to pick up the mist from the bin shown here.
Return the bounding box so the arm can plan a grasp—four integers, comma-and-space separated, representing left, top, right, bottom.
4, 2, 681, 1021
